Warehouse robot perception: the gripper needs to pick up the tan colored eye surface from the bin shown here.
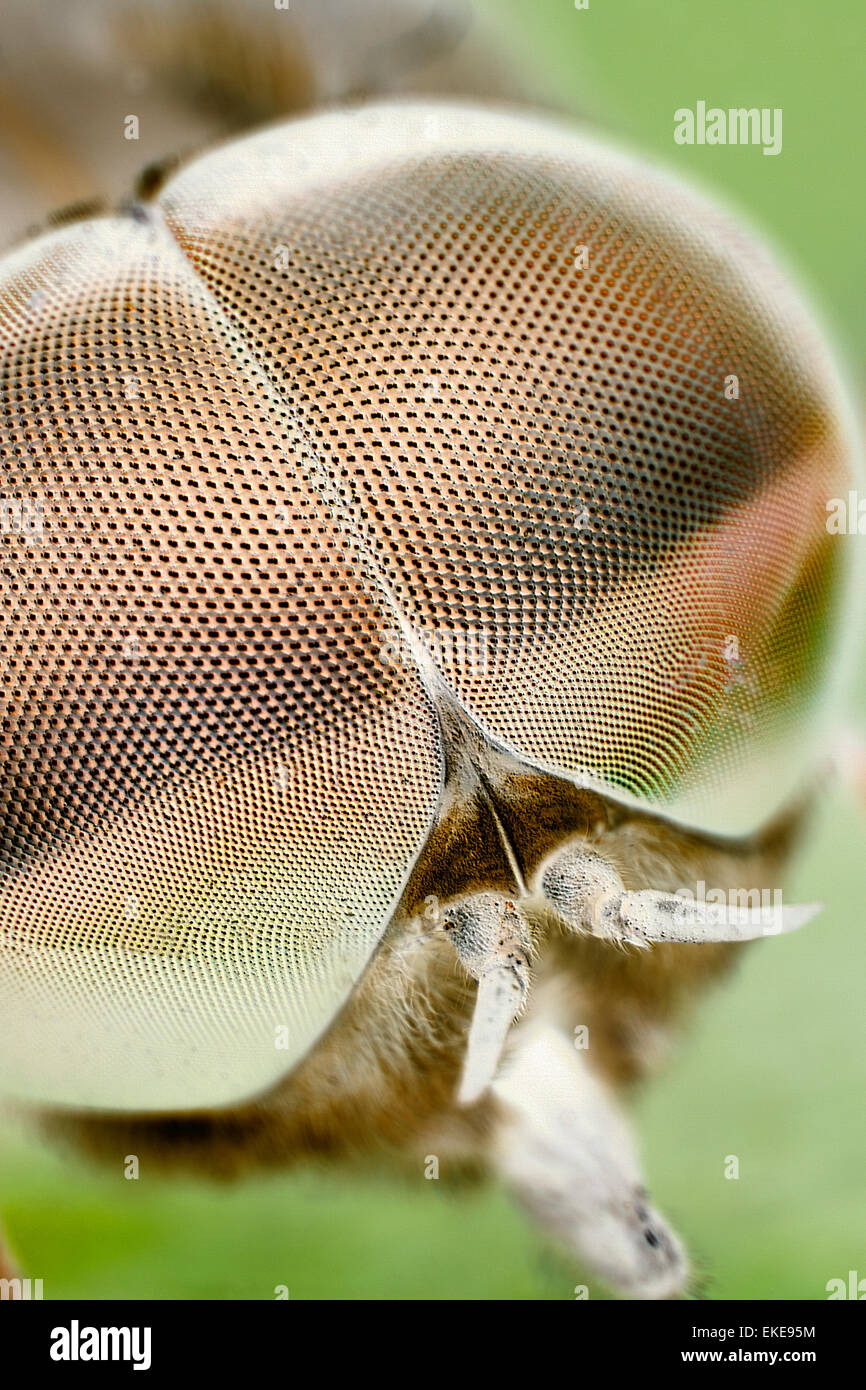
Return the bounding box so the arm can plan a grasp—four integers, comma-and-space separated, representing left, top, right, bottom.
0, 216, 442, 1110
159, 104, 858, 835
0, 103, 858, 1113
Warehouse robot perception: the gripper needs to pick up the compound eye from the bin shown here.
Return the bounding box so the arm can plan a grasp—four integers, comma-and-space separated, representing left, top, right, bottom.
0, 104, 856, 1118
156, 105, 858, 839
0, 218, 442, 1112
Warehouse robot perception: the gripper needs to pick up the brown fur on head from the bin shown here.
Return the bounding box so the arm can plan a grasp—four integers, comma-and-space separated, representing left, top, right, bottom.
35, 766, 809, 1183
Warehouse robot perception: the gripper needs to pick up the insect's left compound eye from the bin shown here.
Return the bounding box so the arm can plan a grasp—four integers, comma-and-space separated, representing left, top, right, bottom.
0, 104, 858, 1112
158, 106, 858, 836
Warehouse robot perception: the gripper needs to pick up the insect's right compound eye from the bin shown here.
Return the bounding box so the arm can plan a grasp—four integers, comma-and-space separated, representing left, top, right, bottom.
0, 103, 858, 1116
0, 217, 444, 1112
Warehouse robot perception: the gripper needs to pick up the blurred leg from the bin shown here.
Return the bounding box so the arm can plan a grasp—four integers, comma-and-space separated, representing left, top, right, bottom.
491, 1024, 688, 1299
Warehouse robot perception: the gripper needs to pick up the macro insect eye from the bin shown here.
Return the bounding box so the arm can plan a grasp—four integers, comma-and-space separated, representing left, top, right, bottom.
0, 0, 859, 1309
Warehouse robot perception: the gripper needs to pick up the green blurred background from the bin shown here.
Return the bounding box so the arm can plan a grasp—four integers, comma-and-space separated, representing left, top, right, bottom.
1, 0, 863, 1299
